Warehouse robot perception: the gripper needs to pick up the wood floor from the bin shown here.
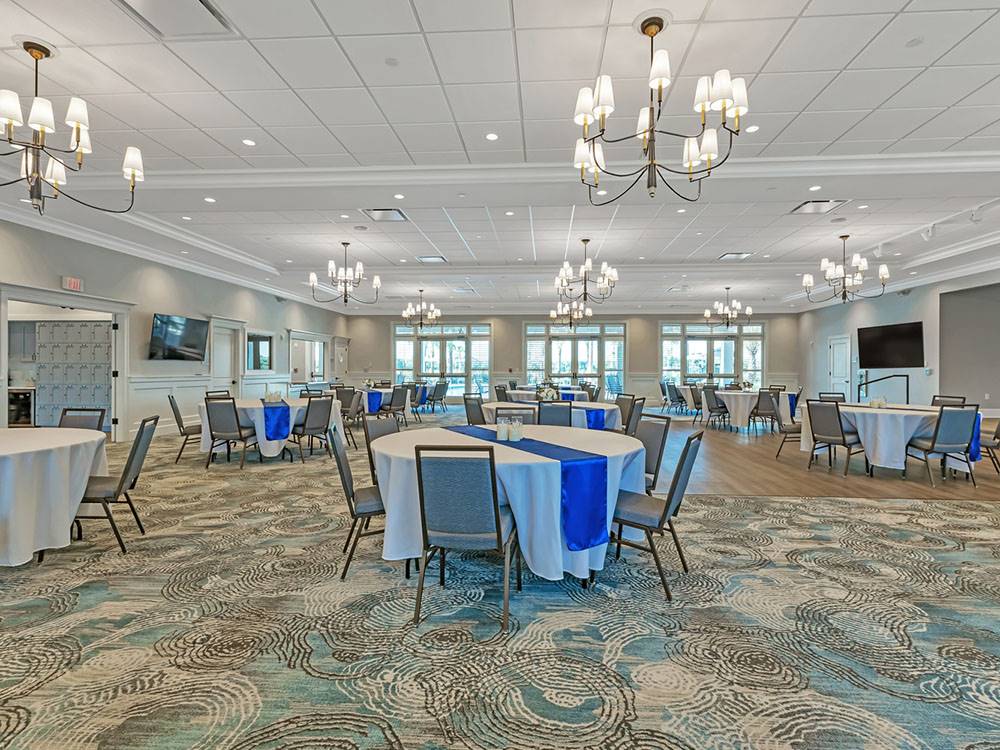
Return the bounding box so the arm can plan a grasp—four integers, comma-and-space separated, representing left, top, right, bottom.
660, 414, 999, 501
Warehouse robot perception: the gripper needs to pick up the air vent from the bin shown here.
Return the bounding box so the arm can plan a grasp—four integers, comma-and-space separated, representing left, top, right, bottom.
790, 199, 849, 215
417, 256, 448, 264
115, 0, 237, 40
362, 208, 409, 222
717, 252, 753, 261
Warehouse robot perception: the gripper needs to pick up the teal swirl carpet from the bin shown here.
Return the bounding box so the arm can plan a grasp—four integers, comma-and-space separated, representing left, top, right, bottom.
1, 420, 1000, 749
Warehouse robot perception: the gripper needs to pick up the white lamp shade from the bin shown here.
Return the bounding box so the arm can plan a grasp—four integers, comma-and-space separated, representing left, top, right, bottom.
635, 106, 651, 139
731, 78, 749, 116
819, 257, 829, 271
373, 275, 382, 289
19, 149, 35, 178
858, 257, 869, 271
327, 260, 336, 277
573, 138, 591, 169
745, 305, 752, 316
0, 89, 23, 127
699, 128, 719, 160
704, 309, 711, 318
70, 128, 93, 153
28, 97, 55, 133
64, 97, 90, 130
878, 264, 890, 280
835, 264, 844, 278
309, 272, 318, 286
693, 76, 712, 114
682, 137, 701, 168
121, 146, 144, 181
573, 87, 595, 125
802, 273, 814, 288
593, 74, 615, 117
710, 69, 734, 112
43, 156, 67, 186
851, 253, 862, 267
648, 48, 671, 90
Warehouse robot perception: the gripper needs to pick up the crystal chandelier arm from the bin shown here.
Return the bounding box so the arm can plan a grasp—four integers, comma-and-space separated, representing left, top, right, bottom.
653, 166, 704, 202
587, 170, 646, 207
40, 177, 136, 214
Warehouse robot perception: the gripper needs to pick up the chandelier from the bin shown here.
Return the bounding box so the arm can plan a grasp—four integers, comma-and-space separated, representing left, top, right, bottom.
550, 300, 592, 329
402, 289, 441, 329
554, 238, 619, 306
309, 242, 381, 305
1, 41, 143, 216
703, 287, 752, 328
801, 235, 889, 304
571, 15, 748, 207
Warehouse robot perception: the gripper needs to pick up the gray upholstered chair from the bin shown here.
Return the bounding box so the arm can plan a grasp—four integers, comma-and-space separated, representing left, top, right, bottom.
818, 392, 846, 402
495, 406, 537, 425
689, 386, 703, 423
622, 397, 645, 436
905, 404, 980, 487
168, 394, 200, 463
380, 385, 409, 426
790, 386, 804, 424
331, 430, 386, 579
806, 399, 868, 476
701, 386, 730, 431
508, 379, 518, 389
610, 431, 703, 600
361, 413, 399, 484
767, 384, 787, 391
464, 393, 486, 426
773, 392, 802, 459
931, 394, 966, 407
635, 416, 671, 493
614, 393, 636, 430
342, 391, 365, 449
205, 390, 231, 398
538, 400, 572, 426
494, 384, 510, 402
72, 415, 159, 555
291, 395, 334, 462
427, 381, 449, 412
982, 420, 1000, 474
59, 408, 106, 431
204, 397, 260, 469
658, 381, 669, 412
749, 389, 778, 433
413, 445, 521, 630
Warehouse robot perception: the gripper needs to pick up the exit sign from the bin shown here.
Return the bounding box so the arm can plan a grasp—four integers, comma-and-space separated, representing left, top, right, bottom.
61, 276, 83, 292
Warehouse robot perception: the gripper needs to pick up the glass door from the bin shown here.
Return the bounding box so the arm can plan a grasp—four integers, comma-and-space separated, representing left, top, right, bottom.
576, 338, 599, 384
550, 339, 573, 386
444, 338, 467, 396
712, 337, 737, 385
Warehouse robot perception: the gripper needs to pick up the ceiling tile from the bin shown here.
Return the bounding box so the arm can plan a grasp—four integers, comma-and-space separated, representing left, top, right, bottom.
821, 139, 894, 155
307, 154, 360, 167
939, 15, 1000, 66
203, 127, 290, 155
445, 83, 520, 121
267, 126, 347, 154
355, 151, 413, 165
523, 119, 579, 150
467, 150, 525, 163
409, 151, 471, 164
86, 44, 213, 93
765, 15, 891, 72
807, 69, 920, 111
706, 0, 807, 20
21, 0, 153, 44
340, 34, 439, 86
0, 51, 60, 95
89, 129, 178, 158
883, 138, 958, 153
958, 73, 1000, 106
513, 0, 609, 27
747, 72, 838, 112
254, 38, 360, 88
803, 0, 907, 13
521, 79, 591, 120
224, 90, 320, 127
33, 47, 138, 95
886, 66, 1000, 109
415, 0, 511, 31
516, 27, 604, 81
948, 136, 1000, 151
329, 124, 406, 152
152, 92, 257, 128
851, 11, 993, 69
1, 0, 70, 45
908, 105, 1000, 139
393, 122, 465, 151
146, 128, 235, 157
609, 0, 709, 24
600, 23, 695, 79
168, 41, 285, 90
369, 86, 448, 124
427, 30, 517, 83
86, 93, 191, 129
194, 156, 252, 169
298, 88, 386, 124
243, 154, 305, 169
839, 107, 943, 140
457, 120, 524, 149
687, 19, 794, 74
773, 110, 869, 143
212, 0, 328, 38
313, 0, 419, 34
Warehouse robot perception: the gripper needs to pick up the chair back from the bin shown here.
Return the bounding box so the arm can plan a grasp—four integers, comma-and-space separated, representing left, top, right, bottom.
335, 386, 356, 405
205, 390, 231, 399
59, 408, 106, 431
464, 394, 486, 425
768, 384, 787, 391
432, 381, 449, 400
932, 394, 966, 407
666, 383, 680, 403
494, 384, 509, 402
508, 380, 518, 389
538, 401, 572, 426
929, 404, 979, 453
303, 395, 333, 432
389, 385, 407, 408
659, 381, 668, 397
591, 385, 602, 403
690, 387, 702, 407
167, 394, 186, 434
299, 389, 322, 398
625, 397, 645, 436
114, 415, 159, 498
635, 416, 670, 491
615, 393, 635, 426
658, 431, 704, 525
818, 392, 845, 402
362, 414, 399, 483
331, 430, 358, 514
205, 397, 241, 437
346, 391, 365, 420
414, 446, 502, 552
770, 393, 787, 430
496, 406, 536, 424
304, 383, 327, 393
806, 399, 846, 444
755, 389, 777, 416
702, 386, 721, 411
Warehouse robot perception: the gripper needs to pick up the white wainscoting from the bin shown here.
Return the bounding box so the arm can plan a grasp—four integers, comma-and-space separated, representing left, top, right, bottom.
343, 371, 392, 387
625, 372, 663, 404
242, 373, 292, 400
764, 371, 800, 393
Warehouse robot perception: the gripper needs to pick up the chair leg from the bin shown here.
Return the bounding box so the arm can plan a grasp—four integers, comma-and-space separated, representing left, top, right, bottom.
340, 519, 365, 581
413, 548, 435, 625
439, 548, 446, 588
667, 519, 688, 573
775, 435, 785, 459
342, 517, 358, 554
297, 437, 306, 464
502, 537, 513, 631
72, 518, 83, 541
205, 441, 215, 469
36, 549, 45, 563
515, 540, 522, 592
645, 528, 672, 601
615, 522, 624, 560
175, 434, 189, 464
923, 451, 935, 488
102, 500, 127, 554
122, 491, 145, 535
240, 441, 248, 470
843, 446, 851, 476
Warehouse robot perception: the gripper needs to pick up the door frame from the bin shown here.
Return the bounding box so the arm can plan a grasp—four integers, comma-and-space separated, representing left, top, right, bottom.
209, 316, 246, 397
827, 334, 852, 396
0, 282, 132, 442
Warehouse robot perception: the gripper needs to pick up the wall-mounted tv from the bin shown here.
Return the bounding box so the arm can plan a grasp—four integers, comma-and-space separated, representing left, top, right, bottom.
148, 314, 209, 361
857, 321, 924, 369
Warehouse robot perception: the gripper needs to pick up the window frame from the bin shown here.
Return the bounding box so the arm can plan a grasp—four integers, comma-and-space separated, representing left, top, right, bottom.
660, 321, 765, 387
392, 322, 492, 396
522, 322, 627, 397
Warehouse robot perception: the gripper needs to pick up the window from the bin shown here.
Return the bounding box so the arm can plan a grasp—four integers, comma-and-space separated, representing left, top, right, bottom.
526, 338, 546, 385
290, 335, 326, 382
742, 338, 763, 389
246, 333, 272, 371
661, 322, 765, 387
392, 323, 491, 395
661, 338, 681, 384
522, 323, 627, 398
394, 340, 414, 384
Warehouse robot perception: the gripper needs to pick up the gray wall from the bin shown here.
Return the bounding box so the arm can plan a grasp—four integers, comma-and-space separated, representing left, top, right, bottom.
940, 282, 1000, 409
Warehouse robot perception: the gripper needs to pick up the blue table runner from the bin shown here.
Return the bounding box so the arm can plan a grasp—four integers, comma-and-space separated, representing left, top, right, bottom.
560, 390, 584, 401
366, 391, 383, 414
972, 413, 982, 461
447, 425, 609, 551
788, 392, 798, 415
261, 400, 291, 441
582, 408, 606, 430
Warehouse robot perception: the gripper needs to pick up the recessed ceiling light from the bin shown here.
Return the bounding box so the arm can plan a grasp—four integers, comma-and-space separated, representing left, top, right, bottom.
393, 193, 404, 200
893, 252, 902, 256
858, 204, 869, 209
181, 215, 191, 221
285, 259, 293, 263
504, 210, 514, 216
340, 213, 350, 219
180, 250, 189, 254
681, 274, 687, 277
762, 254, 771, 258
638, 256, 645, 260
458, 192, 466, 198
596, 189, 607, 196
485, 132, 499, 141
909, 271, 917, 275
399, 259, 407, 263
695, 232, 703, 236
204, 196, 216, 203
745, 125, 759, 133
809, 185, 822, 192
265, 277, 270, 281
19, 198, 31, 203
242, 138, 256, 146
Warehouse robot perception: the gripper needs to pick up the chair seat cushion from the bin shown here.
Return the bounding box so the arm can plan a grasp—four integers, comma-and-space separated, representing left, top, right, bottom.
781, 423, 802, 435
815, 431, 860, 446
183, 424, 201, 436
428, 505, 514, 551
353, 485, 384, 516
83, 476, 119, 499
981, 434, 998, 448
614, 490, 666, 529
908, 436, 934, 451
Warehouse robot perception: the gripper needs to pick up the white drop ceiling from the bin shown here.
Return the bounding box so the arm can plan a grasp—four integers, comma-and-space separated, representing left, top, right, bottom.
2, 0, 1000, 314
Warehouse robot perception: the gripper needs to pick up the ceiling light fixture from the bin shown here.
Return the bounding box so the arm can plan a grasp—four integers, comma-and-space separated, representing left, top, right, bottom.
309, 242, 381, 306
181, 215, 191, 221
0, 41, 143, 215
553, 237, 619, 320
801, 234, 889, 304
485, 132, 499, 141
204, 196, 216, 203
393, 193, 404, 200
809, 185, 822, 192
858, 204, 869, 209
242, 139, 256, 146
504, 210, 514, 216
340, 213, 349, 219
745, 125, 759, 133
571, 15, 748, 206
704, 287, 751, 329
401, 288, 442, 329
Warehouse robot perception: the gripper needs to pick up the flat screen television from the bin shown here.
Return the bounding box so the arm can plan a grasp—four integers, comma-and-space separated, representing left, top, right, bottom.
857, 322, 924, 369
148, 314, 209, 361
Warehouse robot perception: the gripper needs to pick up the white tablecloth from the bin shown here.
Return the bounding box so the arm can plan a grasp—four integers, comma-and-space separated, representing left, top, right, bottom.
680, 385, 698, 410
197, 398, 343, 458
1, 428, 109, 566
716, 390, 793, 428
508, 389, 589, 401
371, 425, 645, 580
360, 387, 412, 414
481, 401, 621, 430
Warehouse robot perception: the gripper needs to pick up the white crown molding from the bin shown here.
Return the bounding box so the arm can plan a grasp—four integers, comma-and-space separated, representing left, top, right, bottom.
902, 229, 1000, 269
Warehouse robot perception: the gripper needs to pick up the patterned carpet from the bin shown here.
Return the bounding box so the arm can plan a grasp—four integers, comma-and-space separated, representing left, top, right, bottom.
2, 408, 1000, 749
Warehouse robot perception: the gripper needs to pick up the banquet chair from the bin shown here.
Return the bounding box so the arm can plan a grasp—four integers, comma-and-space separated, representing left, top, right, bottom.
167, 394, 201, 464
690, 387, 703, 423
818, 392, 846, 402
748, 389, 778, 433
342, 391, 365, 449
290, 395, 334, 462
73, 415, 159, 555
412, 445, 521, 630
701, 386, 730, 431
298, 390, 323, 398
635, 416, 671, 493
773, 393, 802, 459
982, 420, 1000, 474
768, 384, 787, 391
789, 386, 804, 424
464, 393, 486, 426
427, 381, 449, 412
623, 397, 646, 436
495, 406, 537, 424
380, 385, 409, 426
905, 404, 980, 487
806, 399, 869, 476
659, 381, 670, 412
931, 394, 967, 407
508, 380, 518, 390
404, 383, 423, 423
666, 384, 685, 413
331, 430, 387, 580
362, 413, 399, 484
335, 386, 356, 414
204, 397, 261, 470
538, 401, 572, 426
610, 431, 704, 600
205, 390, 231, 399
615, 393, 636, 430
58, 408, 106, 431
494, 384, 510, 402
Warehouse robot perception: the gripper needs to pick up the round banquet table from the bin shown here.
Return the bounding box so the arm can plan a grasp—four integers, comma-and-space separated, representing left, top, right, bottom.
481, 401, 621, 431
371, 425, 646, 580
715, 390, 794, 429
508, 388, 589, 402
359, 387, 412, 414
197, 398, 343, 459
0, 428, 109, 566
